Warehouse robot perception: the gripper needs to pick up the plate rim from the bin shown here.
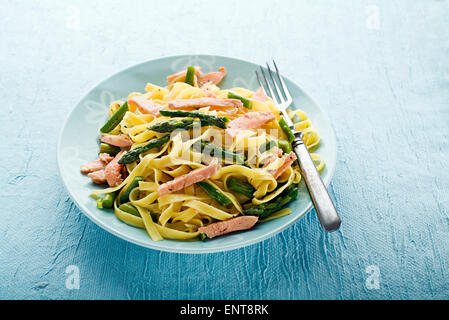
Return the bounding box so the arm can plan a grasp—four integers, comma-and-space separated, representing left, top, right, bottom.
57, 54, 337, 254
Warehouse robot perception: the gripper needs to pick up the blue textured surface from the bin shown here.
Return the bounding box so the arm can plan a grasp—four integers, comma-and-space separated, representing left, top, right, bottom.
1, 0, 448, 299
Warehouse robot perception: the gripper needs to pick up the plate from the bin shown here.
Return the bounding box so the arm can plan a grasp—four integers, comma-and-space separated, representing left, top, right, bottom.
57, 55, 337, 254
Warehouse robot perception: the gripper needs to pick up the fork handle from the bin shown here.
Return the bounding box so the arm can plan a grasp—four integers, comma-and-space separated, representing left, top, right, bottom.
292, 133, 341, 231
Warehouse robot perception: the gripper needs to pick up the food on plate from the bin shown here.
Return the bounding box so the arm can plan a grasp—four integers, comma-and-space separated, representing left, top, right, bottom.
80, 66, 324, 241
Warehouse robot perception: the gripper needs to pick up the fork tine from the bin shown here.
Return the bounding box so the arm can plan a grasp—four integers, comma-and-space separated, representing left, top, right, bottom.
259, 66, 279, 105
255, 71, 268, 96
272, 60, 292, 101
266, 62, 285, 103
255, 70, 268, 99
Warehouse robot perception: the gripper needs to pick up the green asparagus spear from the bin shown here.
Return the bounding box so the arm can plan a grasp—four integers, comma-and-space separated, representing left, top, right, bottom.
96, 192, 116, 209
120, 176, 143, 204
244, 184, 299, 218
196, 181, 232, 206
99, 143, 121, 156
100, 102, 128, 133
149, 119, 195, 132
185, 66, 196, 86
149, 119, 219, 133
119, 135, 170, 164
159, 110, 229, 129
227, 91, 253, 109
279, 117, 295, 143
277, 139, 292, 154
102, 193, 116, 209
226, 178, 255, 198
199, 233, 207, 241
119, 203, 140, 217
193, 141, 246, 164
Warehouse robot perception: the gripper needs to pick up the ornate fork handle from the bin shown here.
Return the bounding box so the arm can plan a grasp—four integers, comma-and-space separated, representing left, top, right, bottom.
292, 131, 341, 231
256, 60, 341, 232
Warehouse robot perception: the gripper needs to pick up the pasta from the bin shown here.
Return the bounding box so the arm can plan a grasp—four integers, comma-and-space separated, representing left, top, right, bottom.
81, 66, 324, 241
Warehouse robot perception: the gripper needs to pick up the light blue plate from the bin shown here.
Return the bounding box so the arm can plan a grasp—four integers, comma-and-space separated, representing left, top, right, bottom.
57, 55, 337, 254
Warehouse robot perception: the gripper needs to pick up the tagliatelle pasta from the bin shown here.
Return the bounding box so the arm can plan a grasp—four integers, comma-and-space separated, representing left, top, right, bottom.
81, 66, 325, 241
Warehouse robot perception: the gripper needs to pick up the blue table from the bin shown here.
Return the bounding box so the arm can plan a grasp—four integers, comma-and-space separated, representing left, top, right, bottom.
1, 0, 448, 299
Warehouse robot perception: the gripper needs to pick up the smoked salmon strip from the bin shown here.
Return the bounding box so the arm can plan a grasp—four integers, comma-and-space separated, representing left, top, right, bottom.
198, 67, 226, 86
81, 160, 106, 173
273, 152, 297, 179
127, 95, 164, 116
158, 161, 220, 196
100, 134, 133, 148
167, 66, 201, 82
199, 216, 259, 239
225, 111, 275, 137
87, 169, 107, 184
99, 153, 114, 163
261, 148, 283, 168
80, 153, 114, 173
252, 87, 270, 102
168, 98, 243, 110
104, 150, 126, 187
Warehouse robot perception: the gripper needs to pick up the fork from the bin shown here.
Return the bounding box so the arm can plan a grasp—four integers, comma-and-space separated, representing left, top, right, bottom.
256, 60, 341, 231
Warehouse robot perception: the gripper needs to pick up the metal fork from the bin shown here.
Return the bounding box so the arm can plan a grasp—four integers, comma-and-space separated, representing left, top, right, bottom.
256, 60, 341, 231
